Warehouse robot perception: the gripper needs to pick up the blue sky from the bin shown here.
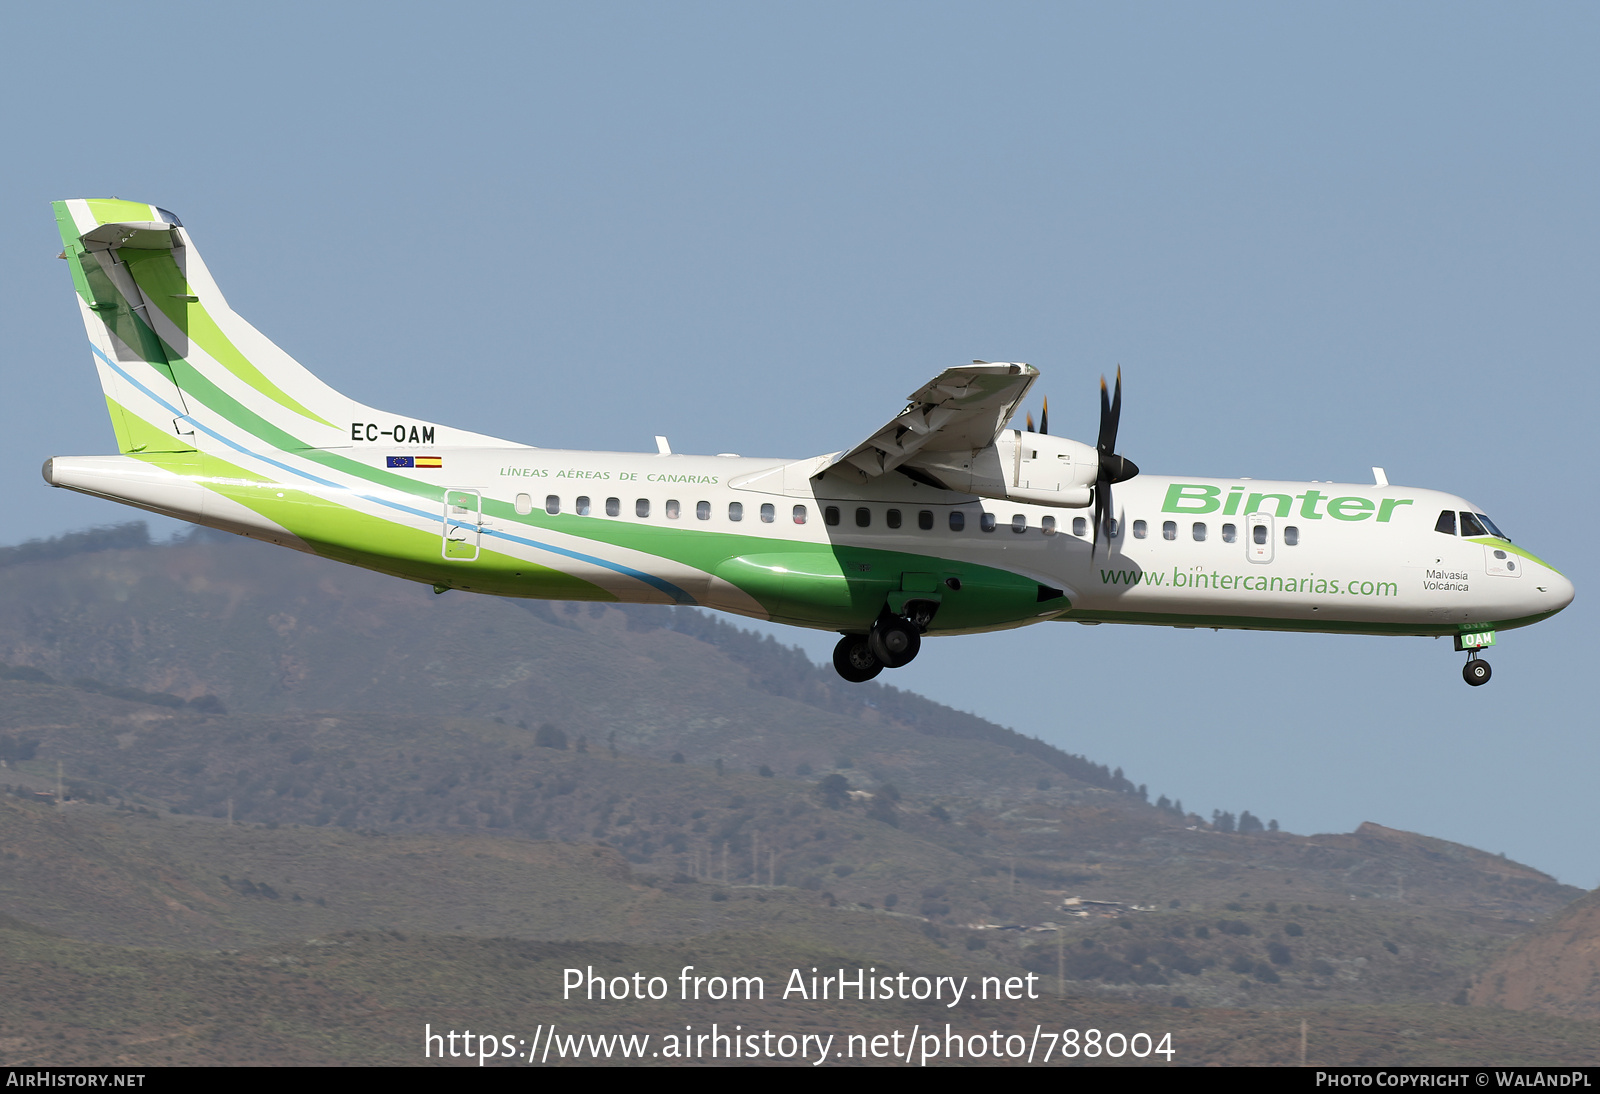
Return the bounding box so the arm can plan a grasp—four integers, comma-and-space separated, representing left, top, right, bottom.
4, 3, 1597, 883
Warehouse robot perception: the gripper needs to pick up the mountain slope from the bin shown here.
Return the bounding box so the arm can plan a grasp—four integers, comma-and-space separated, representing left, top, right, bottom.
1471, 888, 1600, 1017
0, 523, 1592, 1065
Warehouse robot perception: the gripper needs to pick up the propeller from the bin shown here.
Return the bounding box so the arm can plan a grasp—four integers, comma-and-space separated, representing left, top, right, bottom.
1093, 367, 1139, 555
1025, 397, 1049, 435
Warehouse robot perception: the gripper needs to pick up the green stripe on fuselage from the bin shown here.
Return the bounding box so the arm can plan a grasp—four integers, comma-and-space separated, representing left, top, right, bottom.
1465, 538, 1562, 576
105, 307, 1066, 630
156, 450, 615, 601
512, 512, 1062, 632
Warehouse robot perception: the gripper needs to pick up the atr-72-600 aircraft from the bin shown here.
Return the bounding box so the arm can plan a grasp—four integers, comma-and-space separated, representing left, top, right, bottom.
42, 199, 1573, 687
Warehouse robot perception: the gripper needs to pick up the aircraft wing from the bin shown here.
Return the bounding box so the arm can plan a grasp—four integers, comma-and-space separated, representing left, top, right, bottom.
824, 362, 1038, 480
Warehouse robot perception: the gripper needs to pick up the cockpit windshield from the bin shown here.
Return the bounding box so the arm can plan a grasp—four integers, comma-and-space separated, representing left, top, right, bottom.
1474, 513, 1510, 542
1443, 510, 1512, 541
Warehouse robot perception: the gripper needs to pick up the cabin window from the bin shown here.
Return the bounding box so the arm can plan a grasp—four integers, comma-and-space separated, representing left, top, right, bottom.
1253, 524, 1268, 545
545, 495, 560, 515
729, 502, 743, 522
793, 505, 807, 525
824, 506, 840, 526
514, 493, 533, 515
1284, 525, 1299, 546
980, 512, 997, 533
666, 499, 681, 519
696, 500, 710, 520
1011, 514, 1027, 533
949, 511, 965, 532
886, 509, 903, 529
1459, 512, 1488, 538
1073, 516, 1087, 537
760, 503, 775, 523
1162, 520, 1177, 541
1192, 522, 1207, 542
1108, 519, 1119, 538
1132, 520, 1148, 539
1042, 515, 1057, 536
576, 496, 591, 516
636, 499, 650, 518
855, 507, 871, 528
918, 510, 934, 530
1221, 523, 1236, 543
605, 497, 620, 517
1435, 510, 1457, 535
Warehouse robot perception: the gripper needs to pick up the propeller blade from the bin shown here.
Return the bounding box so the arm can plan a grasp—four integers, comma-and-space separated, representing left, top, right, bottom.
1094, 474, 1113, 556
1025, 411, 1035, 433
1093, 479, 1105, 555
1098, 366, 1122, 457
1091, 367, 1136, 556
1095, 366, 1139, 485
1040, 396, 1049, 436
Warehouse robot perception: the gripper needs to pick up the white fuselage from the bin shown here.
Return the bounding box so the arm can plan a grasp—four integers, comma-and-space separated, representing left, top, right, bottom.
44, 445, 1573, 639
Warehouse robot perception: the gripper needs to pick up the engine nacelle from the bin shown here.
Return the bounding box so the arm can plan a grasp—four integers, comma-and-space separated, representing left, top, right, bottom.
913, 431, 1099, 508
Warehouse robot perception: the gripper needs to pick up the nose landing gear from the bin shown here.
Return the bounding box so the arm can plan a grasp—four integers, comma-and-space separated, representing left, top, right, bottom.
1462, 652, 1492, 687
1455, 632, 1495, 687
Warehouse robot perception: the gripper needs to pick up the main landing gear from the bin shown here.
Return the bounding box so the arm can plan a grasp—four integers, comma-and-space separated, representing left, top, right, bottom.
833, 634, 883, 683
1462, 651, 1492, 687
832, 610, 927, 683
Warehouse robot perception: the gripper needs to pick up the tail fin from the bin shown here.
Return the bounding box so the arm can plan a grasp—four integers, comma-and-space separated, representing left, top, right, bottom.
52, 199, 516, 457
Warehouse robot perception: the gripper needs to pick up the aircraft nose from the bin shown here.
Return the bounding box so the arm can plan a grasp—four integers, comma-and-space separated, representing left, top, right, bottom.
1535, 566, 1575, 615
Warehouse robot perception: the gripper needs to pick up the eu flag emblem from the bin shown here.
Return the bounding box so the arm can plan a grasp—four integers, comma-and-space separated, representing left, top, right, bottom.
387, 456, 415, 468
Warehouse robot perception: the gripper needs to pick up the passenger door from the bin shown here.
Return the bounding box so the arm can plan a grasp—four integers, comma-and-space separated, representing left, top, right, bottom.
442, 489, 482, 561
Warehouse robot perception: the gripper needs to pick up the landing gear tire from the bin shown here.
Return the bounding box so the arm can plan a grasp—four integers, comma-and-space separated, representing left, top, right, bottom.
833, 634, 883, 683
1463, 658, 1492, 687
869, 616, 922, 668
